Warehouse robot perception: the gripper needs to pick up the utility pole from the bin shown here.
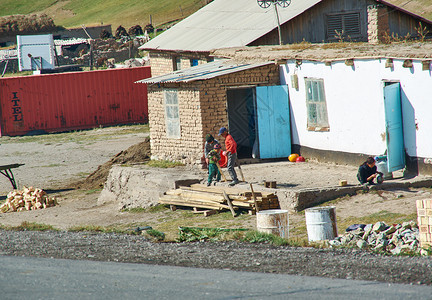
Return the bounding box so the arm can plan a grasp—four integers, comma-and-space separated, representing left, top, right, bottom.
257, 0, 291, 45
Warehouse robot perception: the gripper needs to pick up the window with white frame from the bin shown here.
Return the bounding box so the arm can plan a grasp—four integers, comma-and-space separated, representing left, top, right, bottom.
164, 89, 181, 138
305, 78, 329, 131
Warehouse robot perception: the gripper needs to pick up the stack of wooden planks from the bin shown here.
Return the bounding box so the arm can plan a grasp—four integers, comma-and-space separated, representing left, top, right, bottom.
159, 183, 280, 216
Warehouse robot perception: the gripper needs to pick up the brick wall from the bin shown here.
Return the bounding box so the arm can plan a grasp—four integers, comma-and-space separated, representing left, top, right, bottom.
148, 63, 280, 164
148, 51, 175, 77
367, 5, 390, 44
148, 50, 211, 77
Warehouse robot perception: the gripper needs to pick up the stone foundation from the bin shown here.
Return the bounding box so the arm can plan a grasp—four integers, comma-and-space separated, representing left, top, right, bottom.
98, 165, 202, 210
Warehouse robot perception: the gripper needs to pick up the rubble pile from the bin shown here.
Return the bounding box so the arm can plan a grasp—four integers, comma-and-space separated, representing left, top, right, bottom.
0, 186, 57, 213
329, 221, 427, 255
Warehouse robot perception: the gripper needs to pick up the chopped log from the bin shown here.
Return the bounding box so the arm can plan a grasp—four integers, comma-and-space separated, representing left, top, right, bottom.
204, 210, 217, 217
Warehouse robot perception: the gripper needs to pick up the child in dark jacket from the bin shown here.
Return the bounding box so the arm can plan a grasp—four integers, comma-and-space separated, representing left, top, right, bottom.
207, 144, 221, 186
357, 156, 383, 184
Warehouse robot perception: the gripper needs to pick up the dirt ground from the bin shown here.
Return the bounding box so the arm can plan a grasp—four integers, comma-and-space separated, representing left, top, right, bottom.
0, 125, 430, 237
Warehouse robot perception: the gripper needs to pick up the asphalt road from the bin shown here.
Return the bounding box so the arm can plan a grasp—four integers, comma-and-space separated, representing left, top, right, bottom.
1, 255, 430, 300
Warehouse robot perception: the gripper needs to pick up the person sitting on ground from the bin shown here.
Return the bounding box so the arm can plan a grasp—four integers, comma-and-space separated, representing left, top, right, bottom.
218, 127, 239, 186
357, 156, 383, 185
204, 134, 220, 166
207, 144, 221, 186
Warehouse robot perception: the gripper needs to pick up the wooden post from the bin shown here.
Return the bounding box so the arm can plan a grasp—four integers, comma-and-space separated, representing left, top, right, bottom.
237, 162, 245, 182
216, 163, 227, 182
249, 183, 260, 213
223, 191, 236, 217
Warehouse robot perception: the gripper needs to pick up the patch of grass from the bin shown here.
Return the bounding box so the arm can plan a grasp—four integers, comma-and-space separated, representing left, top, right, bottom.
76, 172, 91, 178
68, 225, 124, 233
144, 229, 165, 241
336, 211, 418, 235
0, 0, 206, 30
145, 160, 184, 168
2, 71, 33, 77
241, 230, 289, 246
178, 226, 249, 242
321, 42, 352, 49
6, 221, 58, 231
317, 194, 353, 206
145, 204, 168, 213
84, 189, 102, 195
122, 207, 146, 213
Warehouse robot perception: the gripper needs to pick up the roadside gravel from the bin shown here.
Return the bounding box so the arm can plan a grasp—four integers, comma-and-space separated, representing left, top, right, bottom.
0, 230, 431, 286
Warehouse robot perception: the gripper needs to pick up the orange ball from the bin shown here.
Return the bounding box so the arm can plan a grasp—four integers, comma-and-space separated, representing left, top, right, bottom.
288, 153, 299, 162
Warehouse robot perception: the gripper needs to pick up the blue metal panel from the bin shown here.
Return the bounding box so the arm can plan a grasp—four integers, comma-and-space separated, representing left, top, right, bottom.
256, 85, 291, 159
384, 83, 405, 172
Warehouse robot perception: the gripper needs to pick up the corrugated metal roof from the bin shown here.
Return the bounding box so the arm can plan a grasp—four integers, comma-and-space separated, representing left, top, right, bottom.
140, 0, 322, 52
0, 49, 17, 60
136, 59, 273, 84
54, 38, 89, 46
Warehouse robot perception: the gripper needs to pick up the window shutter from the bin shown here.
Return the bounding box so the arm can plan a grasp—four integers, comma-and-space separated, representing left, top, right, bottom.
343, 13, 361, 35
327, 15, 343, 37
327, 12, 361, 40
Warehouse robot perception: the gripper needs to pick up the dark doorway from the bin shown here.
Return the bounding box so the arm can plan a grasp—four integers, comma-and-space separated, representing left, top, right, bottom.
226, 88, 256, 159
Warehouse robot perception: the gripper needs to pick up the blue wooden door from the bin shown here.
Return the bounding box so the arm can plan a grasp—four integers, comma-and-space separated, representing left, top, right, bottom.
256, 85, 291, 159
384, 83, 405, 172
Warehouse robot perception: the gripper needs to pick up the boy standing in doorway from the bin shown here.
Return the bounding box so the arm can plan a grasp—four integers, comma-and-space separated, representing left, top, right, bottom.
218, 127, 239, 186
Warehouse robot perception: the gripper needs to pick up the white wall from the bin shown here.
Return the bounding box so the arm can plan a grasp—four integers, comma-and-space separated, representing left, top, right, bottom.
280, 58, 432, 159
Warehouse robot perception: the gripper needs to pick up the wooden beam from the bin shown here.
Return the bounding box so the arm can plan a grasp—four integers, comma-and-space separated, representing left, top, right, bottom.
223, 191, 236, 217
249, 183, 260, 213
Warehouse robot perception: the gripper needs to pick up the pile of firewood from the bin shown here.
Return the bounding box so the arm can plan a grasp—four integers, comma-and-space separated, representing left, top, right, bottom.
159, 184, 279, 216
0, 186, 57, 213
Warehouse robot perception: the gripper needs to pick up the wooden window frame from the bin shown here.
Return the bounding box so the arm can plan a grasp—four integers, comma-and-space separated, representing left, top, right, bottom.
305, 78, 330, 131
164, 89, 181, 138
172, 56, 181, 71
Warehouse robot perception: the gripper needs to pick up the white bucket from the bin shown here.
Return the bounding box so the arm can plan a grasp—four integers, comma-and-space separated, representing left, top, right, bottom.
305, 206, 338, 241
257, 209, 289, 238
376, 161, 393, 180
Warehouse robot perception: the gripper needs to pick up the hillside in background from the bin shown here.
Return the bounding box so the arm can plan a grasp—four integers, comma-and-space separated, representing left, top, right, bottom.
0, 0, 431, 33
0, 0, 209, 30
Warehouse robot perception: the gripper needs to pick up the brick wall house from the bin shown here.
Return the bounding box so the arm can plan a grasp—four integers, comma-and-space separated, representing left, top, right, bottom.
148, 50, 212, 77
138, 60, 280, 164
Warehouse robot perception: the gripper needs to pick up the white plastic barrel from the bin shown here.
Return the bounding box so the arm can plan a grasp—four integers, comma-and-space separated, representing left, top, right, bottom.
376, 161, 393, 180
257, 209, 289, 238
305, 206, 338, 241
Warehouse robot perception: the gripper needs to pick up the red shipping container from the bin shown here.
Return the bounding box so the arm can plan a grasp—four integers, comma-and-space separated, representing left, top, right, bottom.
0, 66, 151, 136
